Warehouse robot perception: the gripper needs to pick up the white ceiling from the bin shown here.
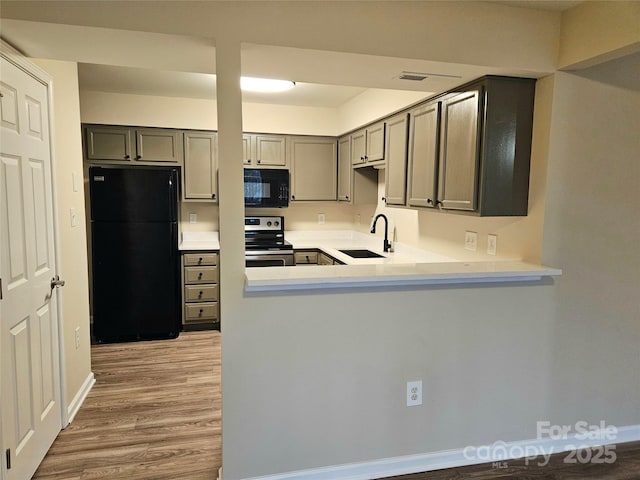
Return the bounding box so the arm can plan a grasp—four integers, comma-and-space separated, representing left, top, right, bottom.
78, 63, 368, 107
2, 14, 554, 108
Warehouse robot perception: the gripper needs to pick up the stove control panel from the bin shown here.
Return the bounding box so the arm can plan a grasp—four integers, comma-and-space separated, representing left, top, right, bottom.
244, 216, 285, 232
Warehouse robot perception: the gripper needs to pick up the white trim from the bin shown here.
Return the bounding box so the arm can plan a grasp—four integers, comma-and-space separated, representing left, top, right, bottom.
0, 39, 52, 85
244, 425, 640, 480
66, 373, 95, 425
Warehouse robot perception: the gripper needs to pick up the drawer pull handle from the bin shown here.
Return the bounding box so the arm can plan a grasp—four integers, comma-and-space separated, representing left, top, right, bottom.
199, 291, 203, 297
198, 257, 203, 264
198, 272, 203, 278
199, 309, 204, 316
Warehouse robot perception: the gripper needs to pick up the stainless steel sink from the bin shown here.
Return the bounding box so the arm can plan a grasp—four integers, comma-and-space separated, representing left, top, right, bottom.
338, 249, 385, 259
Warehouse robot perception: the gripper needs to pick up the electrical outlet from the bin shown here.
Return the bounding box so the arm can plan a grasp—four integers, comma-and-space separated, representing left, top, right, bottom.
465, 231, 478, 251
318, 213, 325, 225
189, 213, 197, 224
487, 234, 497, 255
75, 327, 80, 349
356, 214, 361, 224
72, 171, 80, 192
407, 380, 422, 407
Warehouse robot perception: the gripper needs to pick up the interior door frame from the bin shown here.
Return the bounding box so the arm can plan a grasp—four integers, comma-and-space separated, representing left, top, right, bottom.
1, 38, 70, 438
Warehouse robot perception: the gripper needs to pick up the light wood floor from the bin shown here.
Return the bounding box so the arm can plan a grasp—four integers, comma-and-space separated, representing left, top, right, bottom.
33, 330, 640, 480
33, 330, 221, 480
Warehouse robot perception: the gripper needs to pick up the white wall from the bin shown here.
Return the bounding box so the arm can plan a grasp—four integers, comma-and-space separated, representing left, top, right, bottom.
80, 90, 338, 135
337, 89, 431, 134
541, 59, 640, 426
33, 59, 92, 415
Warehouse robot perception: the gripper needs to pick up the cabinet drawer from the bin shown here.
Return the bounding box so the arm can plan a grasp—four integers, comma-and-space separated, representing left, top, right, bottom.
184, 253, 218, 266
295, 251, 318, 264
185, 302, 218, 322
184, 266, 218, 283
184, 285, 219, 302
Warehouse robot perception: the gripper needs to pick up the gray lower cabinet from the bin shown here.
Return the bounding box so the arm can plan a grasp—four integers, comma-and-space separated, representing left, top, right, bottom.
84, 124, 183, 165
384, 112, 409, 206
295, 249, 344, 265
182, 252, 220, 330
438, 77, 535, 216
289, 136, 337, 201
183, 131, 218, 201
294, 250, 319, 264
407, 101, 441, 208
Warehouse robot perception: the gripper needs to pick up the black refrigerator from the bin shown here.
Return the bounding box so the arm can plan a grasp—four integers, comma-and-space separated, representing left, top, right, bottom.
90, 166, 181, 343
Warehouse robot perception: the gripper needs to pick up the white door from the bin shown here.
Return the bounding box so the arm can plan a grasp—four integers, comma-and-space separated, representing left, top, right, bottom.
1, 56, 62, 479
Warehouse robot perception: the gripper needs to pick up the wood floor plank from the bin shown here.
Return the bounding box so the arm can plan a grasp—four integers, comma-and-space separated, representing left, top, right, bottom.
33, 331, 221, 480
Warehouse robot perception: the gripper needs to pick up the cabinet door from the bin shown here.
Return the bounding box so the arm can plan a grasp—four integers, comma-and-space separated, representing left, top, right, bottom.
365, 121, 385, 163
351, 129, 366, 166
384, 113, 409, 206
136, 128, 183, 163
289, 137, 337, 201
255, 134, 286, 166
408, 102, 440, 208
242, 134, 253, 165
184, 132, 217, 201
85, 125, 133, 162
337, 136, 352, 202
438, 89, 481, 211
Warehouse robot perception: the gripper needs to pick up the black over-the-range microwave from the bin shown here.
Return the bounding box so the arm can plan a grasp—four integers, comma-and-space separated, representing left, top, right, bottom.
244, 168, 290, 208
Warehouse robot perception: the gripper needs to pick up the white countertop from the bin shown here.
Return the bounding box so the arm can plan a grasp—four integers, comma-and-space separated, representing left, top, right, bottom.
178, 230, 561, 290
179, 231, 220, 251
246, 230, 561, 291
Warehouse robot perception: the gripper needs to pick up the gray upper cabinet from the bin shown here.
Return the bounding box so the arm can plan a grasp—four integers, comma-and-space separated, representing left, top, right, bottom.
350, 129, 366, 166
289, 136, 337, 201
351, 121, 385, 167
407, 101, 440, 208
183, 131, 218, 201
436, 76, 535, 216
242, 134, 253, 165
337, 136, 352, 202
84, 125, 183, 165
365, 121, 385, 165
384, 113, 409, 206
85, 125, 133, 162
438, 89, 481, 211
136, 128, 183, 163
254, 134, 286, 167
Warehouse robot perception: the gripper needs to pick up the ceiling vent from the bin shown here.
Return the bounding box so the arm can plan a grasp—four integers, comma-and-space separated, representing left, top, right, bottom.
398, 71, 429, 81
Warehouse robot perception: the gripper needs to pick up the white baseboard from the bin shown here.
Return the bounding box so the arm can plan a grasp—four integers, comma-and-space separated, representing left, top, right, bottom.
65, 372, 95, 425
245, 424, 640, 480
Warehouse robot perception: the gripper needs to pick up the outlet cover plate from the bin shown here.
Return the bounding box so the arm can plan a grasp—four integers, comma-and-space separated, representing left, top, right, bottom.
407, 380, 422, 407
465, 231, 478, 251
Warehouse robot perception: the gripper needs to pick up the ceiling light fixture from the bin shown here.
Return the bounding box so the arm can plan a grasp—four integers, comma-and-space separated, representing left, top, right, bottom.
241, 77, 296, 93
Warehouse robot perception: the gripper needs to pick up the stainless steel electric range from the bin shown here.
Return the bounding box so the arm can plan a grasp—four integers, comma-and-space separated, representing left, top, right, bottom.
244, 216, 294, 267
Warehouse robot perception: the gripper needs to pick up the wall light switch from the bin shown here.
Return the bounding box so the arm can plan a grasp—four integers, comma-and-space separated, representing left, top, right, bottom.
487, 234, 497, 255
189, 213, 197, 224
318, 213, 325, 225
465, 231, 478, 251
72, 172, 80, 192
70, 208, 78, 227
